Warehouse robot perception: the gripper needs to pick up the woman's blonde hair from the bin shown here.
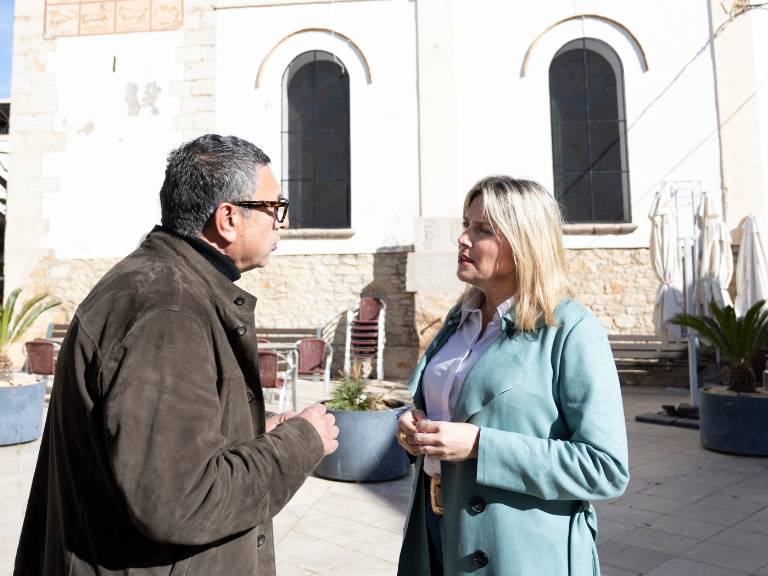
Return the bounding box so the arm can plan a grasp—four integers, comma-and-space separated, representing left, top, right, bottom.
459, 176, 573, 331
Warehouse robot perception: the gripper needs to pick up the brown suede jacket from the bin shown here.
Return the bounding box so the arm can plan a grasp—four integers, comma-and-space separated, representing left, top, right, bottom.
14, 229, 325, 576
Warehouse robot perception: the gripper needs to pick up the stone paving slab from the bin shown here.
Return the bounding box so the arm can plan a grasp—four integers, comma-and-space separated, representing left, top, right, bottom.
2, 385, 768, 575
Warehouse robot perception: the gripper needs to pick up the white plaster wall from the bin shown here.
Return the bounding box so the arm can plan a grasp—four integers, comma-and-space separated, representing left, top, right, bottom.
424, 0, 724, 250
216, 0, 419, 255
42, 32, 184, 259
752, 8, 768, 228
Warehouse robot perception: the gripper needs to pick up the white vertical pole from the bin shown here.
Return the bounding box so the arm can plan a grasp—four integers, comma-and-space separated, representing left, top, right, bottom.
672, 182, 701, 407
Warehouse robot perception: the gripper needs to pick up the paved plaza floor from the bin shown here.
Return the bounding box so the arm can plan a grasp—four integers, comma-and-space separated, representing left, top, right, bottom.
2, 383, 768, 576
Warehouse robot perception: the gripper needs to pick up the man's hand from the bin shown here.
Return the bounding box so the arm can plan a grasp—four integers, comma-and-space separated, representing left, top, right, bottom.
412, 420, 480, 461
298, 403, 339, 455
266, 411, 296, 433
396, 409, 428, 457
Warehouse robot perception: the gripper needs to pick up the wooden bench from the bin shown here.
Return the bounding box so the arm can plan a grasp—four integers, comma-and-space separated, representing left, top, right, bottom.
608, 334, 688, 368
46, 322, 69, 343
255, 327, 322, 345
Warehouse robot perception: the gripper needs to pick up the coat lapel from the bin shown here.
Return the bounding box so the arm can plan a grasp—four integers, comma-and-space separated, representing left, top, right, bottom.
451, 309, 530, 423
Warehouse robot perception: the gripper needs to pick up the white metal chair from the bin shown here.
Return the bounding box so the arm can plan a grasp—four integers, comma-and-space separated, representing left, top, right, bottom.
258, 348, 297, 412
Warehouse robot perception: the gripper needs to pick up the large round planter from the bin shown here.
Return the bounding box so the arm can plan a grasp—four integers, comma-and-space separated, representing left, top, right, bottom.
0, 379, 46, 446
700, 386, 768, 456
314, 403, 411, 482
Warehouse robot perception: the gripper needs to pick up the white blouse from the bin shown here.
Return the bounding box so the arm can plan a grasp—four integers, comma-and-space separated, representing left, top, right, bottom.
421, 292, 515, 477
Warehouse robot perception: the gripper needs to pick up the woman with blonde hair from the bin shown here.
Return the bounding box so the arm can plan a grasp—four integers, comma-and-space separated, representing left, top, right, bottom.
396, 176, 629, 575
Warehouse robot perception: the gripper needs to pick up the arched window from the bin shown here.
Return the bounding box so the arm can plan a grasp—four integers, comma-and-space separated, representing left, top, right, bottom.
282, 50, 350, 229
549, 38, 630, 223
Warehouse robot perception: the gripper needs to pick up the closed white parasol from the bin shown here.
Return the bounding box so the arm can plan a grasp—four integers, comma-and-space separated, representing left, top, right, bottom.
735, 215, 768, 316
697, 193, 733, 315
649, 191, 684, 341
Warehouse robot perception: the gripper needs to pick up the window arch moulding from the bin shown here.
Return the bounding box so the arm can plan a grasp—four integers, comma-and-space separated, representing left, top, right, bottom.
254, 30, 370, 239
520, 14, 649, 79
255, 28, 372, 89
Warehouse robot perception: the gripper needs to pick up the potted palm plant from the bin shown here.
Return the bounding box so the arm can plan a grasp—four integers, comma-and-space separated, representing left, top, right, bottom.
313, 362, 411, 482
0, 288, 61, 445
671, 299, 768, 455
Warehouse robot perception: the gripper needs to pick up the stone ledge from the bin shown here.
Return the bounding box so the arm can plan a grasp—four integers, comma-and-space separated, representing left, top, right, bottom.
281, 228, 355, 239
564, 223, 638, 235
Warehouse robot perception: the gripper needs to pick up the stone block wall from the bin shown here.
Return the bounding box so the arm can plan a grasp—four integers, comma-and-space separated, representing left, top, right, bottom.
15, 246, 666, 380
566, 248, 657, 334
19, 250, 420, 380
237, 251, 418, 380
5, 0, 63, 297
171, 0, 217, 139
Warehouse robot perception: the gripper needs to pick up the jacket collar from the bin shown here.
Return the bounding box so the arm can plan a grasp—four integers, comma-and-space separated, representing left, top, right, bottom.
446, 299, 518, 337
140, 228, 258, 314
152, 225, 241, 282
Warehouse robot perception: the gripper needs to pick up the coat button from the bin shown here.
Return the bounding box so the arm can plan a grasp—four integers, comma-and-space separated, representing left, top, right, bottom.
235, 325, 247, 337
469, 497, 486, 514
472, 550, 488, 568
257, 534, 266, 547
234, 296, 246, 306
246, 389, 255, 403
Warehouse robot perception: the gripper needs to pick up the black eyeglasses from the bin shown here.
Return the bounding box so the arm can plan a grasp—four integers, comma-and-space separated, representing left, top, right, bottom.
232, 198, 289, 223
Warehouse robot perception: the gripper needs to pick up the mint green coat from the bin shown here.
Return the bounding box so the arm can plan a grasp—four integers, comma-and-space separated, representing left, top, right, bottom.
397, 299, 629, 576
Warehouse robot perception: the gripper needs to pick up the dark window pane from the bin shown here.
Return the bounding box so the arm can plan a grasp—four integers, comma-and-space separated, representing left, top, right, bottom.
590, 121, 622, 172
592, 172, 625, 221
549, 50, 587, 122
558, 172, 592, 222
288, 64, 315, 131
549, 39, 629, 224
315, 61, 350, 130
557, 122, 589, 172
282, 50, 351, 228
286, 131, 314, 179
586, 51, 619, 121
315, 131, 349, 179
315, 180, 349, 228
285, 179, 314, 229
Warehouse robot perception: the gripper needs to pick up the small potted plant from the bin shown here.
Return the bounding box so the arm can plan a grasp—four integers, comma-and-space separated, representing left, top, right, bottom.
313, 362, 411, 482
671, 299, 768, 455
0, 288, 61, 445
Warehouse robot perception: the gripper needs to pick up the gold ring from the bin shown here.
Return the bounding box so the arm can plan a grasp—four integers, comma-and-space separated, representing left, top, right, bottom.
398, 431, 408, 444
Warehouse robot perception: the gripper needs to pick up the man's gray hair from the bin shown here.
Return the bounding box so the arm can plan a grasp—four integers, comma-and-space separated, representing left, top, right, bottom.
160, 134, 271, 237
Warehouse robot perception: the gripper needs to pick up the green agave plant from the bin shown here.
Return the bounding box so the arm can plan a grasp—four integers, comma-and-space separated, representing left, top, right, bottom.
0, 288, 61, 381
326, 361, 400, 411
671, 300, 768, 393
327, 362, 373, 411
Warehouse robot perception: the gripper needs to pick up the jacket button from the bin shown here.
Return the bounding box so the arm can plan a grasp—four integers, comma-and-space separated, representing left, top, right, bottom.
469, 497, 485, 514
234, 296, 246, 306
235, 325, 247, 337
246, 389, 255, 403
257, 534, 266, 547
472, 550, 488, 568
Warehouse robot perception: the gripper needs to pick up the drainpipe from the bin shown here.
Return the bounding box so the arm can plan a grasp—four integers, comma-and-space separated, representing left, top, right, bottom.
706, 0, 728, 221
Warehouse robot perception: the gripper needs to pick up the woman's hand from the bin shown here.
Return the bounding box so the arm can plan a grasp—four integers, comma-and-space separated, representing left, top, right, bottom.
413, 420, 480, 461
266, 410, 296, 432
396, 409, 427, 456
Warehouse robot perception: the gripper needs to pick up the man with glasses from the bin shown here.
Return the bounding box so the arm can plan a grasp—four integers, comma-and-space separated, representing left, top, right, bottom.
15, 134, 339, 576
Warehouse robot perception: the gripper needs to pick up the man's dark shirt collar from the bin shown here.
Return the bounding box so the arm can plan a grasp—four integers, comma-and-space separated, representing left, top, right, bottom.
152, 225, 241, 282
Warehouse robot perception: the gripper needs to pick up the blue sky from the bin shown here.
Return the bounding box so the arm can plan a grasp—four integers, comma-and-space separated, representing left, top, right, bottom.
0, 0, 14, 99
